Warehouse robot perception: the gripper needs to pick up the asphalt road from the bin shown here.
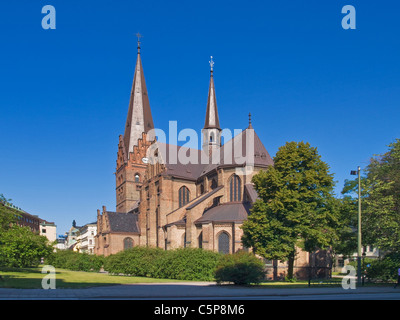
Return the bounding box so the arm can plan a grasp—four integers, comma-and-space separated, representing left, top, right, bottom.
1, 282, 400, 300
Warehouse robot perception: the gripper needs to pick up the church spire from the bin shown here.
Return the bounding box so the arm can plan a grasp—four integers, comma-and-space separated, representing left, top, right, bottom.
123, 34, 154, 155
202, 56, 221, 153
203, 56, 221, 130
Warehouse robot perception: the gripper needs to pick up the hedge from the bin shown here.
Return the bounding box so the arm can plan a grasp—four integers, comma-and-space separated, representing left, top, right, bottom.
103, 247, 222, 281
46, 250, 105, 272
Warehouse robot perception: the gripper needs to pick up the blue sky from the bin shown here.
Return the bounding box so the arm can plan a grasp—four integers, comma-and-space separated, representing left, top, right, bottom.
0, 0, 399, 235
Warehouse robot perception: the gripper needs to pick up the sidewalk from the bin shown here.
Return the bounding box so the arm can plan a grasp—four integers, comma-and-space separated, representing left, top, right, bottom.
0, 282, 399, 299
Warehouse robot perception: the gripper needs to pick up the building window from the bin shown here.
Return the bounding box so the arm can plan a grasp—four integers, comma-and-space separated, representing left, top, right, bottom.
182, 233, 186, 248
135, 174, 140, 183
200, 184, 205, 195
198, 232, 203, 249
218, 232, 230, 254
123, 237, 134, 250
229, 174, 241, 202
179, 186, 190, 208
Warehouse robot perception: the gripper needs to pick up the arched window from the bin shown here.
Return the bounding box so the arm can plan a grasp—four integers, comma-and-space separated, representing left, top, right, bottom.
229, 174, 241, 202
123, 237, 134, 250
179, 186, 190, 208
134, 174, 140, 183
218, 232, 230, 254
210, 132, 214, 143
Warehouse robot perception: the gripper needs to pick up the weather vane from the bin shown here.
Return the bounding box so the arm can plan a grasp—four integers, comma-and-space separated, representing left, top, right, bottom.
209, 56, 214, 72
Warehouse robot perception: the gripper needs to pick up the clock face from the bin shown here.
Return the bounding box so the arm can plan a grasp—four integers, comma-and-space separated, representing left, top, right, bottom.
142, 157, 149, 164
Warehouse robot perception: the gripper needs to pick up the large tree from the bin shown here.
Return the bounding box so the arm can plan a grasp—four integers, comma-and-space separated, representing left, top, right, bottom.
0, 193, 53, 267
241, 141, 339, 279
342, 139, 400, 253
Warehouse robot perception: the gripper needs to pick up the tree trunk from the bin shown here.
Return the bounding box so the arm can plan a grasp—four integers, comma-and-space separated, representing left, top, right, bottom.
287, 250, 295, 280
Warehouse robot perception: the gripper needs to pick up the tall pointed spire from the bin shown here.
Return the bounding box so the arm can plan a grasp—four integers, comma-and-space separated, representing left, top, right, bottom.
123, 34, 154, 155
202, 56, 222, 153
203, 56, 221, 130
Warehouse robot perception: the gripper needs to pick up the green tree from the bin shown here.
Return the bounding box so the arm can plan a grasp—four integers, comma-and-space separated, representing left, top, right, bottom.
331, 196, 357, 260
0, 225, 53, 267
0, 193, 53, 268
0, 194, 20, 232
343, 139, 400, 253
241, 141, 339, 279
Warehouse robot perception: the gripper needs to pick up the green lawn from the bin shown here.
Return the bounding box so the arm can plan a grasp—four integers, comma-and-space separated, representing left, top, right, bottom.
0, 267, 189, 289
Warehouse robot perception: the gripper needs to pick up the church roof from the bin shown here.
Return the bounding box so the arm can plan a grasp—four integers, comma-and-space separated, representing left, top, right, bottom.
106, 211, 140, 234
151, 125, 273, 181
200, 127, 274, 176
194, 202, 251, 225
244, 184, 259, 203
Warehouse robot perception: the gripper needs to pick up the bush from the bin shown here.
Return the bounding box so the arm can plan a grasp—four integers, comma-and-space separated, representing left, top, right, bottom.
214, 251, 265, 285
104, 247, 222, 281
161, 248, 222, 281
104, 246, 165, 277
0, 225, 53, 268
366, 253, 400, 282
46, 250, 104, 272
347, 254, 400, 282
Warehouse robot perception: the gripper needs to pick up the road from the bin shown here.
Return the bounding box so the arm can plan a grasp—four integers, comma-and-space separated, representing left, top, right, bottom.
1, 282, 400, 300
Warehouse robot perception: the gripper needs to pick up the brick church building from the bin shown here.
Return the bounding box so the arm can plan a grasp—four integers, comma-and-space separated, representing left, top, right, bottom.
94, 39, 310, 275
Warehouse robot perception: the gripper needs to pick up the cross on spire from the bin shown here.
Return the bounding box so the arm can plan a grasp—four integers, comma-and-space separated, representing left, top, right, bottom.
136, 33, 143, 53
209, 56, 214, 73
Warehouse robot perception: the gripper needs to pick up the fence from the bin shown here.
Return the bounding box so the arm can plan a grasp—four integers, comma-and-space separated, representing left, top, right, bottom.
264, 265, 335, 286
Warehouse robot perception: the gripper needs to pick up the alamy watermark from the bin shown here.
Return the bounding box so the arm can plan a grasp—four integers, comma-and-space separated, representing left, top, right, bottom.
41, 265, 56, 289
341, 265, 357, 290
144, 122, 255, 176
41, 5, 56, 30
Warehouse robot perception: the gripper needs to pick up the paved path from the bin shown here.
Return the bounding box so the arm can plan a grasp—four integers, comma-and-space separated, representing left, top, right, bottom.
1, 283, 400, 300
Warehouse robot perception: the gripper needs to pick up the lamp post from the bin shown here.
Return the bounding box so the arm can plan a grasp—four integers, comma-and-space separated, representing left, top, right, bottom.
350, 166, 362, 285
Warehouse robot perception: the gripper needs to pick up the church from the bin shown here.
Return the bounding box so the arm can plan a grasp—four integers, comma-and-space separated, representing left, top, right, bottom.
95, 39, 277, 258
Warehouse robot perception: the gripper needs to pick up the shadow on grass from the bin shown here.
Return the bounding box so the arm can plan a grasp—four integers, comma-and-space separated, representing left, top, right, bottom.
0, 267, 119, 289
0, 275, 119, 289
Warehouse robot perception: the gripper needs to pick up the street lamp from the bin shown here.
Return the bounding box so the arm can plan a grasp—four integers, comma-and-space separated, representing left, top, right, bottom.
350, 166, 362, 285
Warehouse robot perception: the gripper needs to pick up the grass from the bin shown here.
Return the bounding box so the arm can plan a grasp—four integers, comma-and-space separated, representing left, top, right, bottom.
0, 267, 190, 289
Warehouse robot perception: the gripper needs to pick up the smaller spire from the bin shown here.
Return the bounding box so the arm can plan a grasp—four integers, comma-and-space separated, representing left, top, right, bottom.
204, 56, 220, 130
136, 32, 143, 54
248, 112, 253, 129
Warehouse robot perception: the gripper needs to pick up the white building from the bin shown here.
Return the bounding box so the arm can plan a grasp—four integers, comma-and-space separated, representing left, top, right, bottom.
39, 221, 57, 244
77, 222, 97, 254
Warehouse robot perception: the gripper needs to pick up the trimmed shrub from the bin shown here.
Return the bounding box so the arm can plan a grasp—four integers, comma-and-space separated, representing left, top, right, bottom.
104, 247, 222, 281
46, 250, 104, 272
214, 251, 265, 285
161, 248, 222, 281
104, 246, 165, 277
